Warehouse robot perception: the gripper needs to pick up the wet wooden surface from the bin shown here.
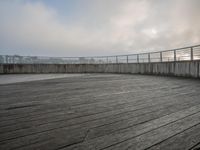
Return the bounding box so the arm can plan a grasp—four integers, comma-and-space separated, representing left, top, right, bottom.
0, 74, 200, 150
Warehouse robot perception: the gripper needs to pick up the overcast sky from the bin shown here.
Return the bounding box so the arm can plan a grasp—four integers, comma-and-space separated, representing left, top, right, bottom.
0, 0, 200, 57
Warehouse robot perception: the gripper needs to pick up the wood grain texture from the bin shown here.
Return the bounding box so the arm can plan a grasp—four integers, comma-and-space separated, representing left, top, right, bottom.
0, 74, 200, 150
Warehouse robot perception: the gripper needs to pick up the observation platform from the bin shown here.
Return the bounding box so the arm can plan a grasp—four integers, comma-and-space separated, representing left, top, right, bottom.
0, 74, 200, 150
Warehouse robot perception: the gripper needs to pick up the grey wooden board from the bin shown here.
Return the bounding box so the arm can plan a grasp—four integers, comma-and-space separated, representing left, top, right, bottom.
147, 123, 200, 150
0, 94, 199, 134
0, 74, 200, 150
190, 143, 200, 150
62, 106, 200, 150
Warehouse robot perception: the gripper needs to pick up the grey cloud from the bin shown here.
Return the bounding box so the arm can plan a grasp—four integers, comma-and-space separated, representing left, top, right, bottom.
0, 0, 200, 57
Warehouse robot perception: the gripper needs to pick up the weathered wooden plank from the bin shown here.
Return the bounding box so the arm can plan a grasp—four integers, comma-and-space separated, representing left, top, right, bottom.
190, 143, 200, 150
147, 124, 200, 150
0, 74, 199, 150
0, 87, 191, 125
64, 105, 200, 150
104, 113, 200, 150
1, 92, 198, 142
0, 86, 197, 131
0, 78, 169, 116
6, 104, 200, 150
85, 97, 200, 140
1, 93, 199, 135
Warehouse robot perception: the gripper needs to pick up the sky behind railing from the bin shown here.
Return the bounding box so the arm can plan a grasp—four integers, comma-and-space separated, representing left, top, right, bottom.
0, 0, 200, 57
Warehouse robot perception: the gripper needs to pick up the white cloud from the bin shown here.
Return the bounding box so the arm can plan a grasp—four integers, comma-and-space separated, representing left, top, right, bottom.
0, 0, 200, 56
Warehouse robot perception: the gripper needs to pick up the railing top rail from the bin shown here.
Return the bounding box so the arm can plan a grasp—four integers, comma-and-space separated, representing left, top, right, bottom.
80, 44, 200, 57
0, 44, 200, 64
1, 44, 200, 59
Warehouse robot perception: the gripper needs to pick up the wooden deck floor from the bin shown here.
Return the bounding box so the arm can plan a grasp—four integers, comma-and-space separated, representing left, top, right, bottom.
0, 74, 200, 150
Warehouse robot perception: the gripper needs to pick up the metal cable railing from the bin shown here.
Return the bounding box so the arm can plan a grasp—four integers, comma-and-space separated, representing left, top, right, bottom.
1, 45, 200, 64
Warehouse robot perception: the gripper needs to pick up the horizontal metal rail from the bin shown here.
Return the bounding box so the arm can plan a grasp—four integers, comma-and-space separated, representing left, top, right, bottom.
0, 45, 200, 64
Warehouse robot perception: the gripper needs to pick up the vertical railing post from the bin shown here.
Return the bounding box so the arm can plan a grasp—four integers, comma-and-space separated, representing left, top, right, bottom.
137, 54, 139, 63
107, 57, 109, 64
13, 56, 15, 64
191, 47, 194, 61
174, 50, 176, 61
91, 57, 96, 64
126, 55, 129, 63
148, 53, 151, 63
116, 56, 118, 64
6, 56, 8, 64
160, 52, 162, 62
